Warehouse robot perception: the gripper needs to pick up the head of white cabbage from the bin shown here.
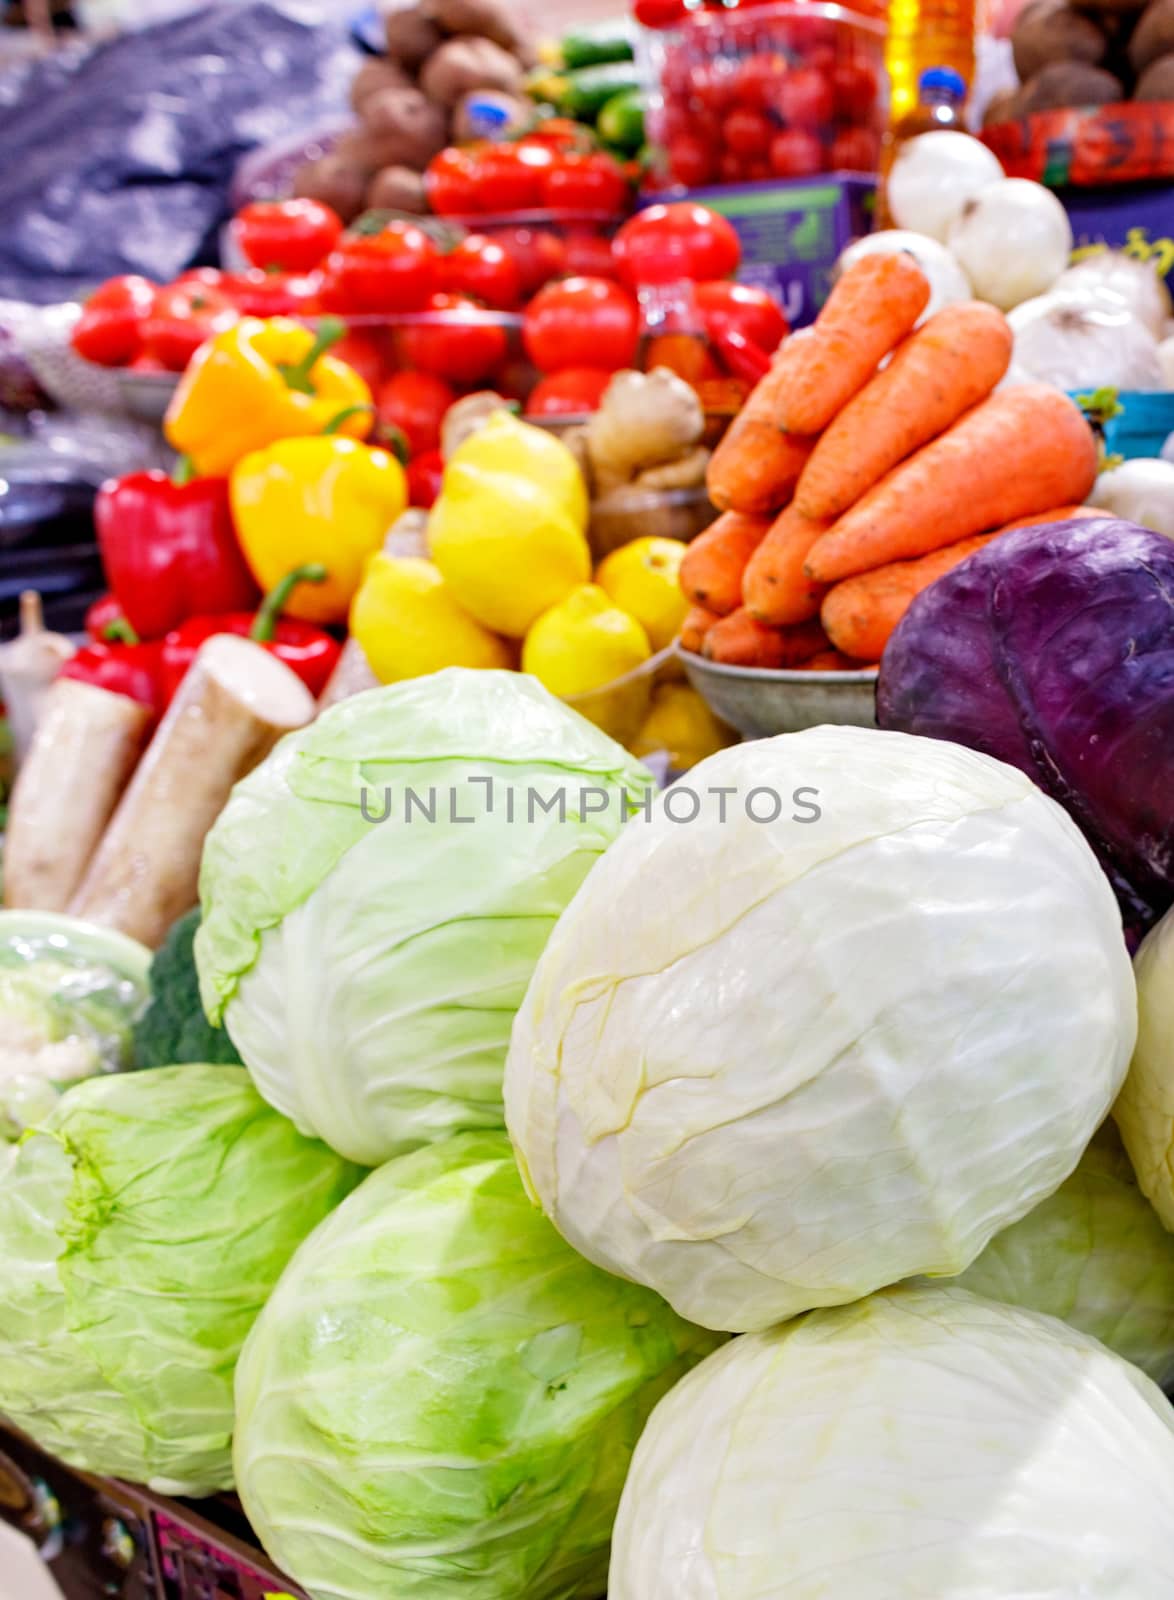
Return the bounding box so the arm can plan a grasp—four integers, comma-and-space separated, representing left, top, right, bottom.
505, 726, 1138, 1332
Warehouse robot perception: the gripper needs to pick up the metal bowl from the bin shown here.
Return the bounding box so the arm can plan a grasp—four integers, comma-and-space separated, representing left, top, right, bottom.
681, 650, 877, 738
114, 368, 181, 425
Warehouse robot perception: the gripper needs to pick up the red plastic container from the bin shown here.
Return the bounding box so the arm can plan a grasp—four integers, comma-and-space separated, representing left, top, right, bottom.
639, 2, 889, 190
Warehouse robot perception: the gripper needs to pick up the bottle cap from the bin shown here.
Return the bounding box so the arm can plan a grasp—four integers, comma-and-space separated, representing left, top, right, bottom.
920, 66, 967, 97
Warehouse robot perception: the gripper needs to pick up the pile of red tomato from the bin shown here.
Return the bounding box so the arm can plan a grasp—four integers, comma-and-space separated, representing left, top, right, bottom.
651, 11, 885, 188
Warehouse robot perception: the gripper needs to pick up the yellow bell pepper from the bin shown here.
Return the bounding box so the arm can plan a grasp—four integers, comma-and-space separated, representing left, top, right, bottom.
230, 436, 407, 625
164, 316, 372, 478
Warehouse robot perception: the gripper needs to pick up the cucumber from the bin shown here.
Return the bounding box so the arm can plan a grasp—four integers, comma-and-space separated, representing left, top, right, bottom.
562, 62, 645, 121
597, 88, 645, 154
560, 20, 636, 71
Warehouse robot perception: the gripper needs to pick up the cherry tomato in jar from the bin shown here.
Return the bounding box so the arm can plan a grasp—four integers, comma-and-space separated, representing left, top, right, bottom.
494, 226, 568, 297
407, 449, 445, 509
541, 151, 628, 216
770, 127, 825, 178
397, 292, 509, 385
735, 51, 787, 108
724, 107, 772, 158
322, 221, 439, 314
694, 280, 788, 355
232, 198, 343, 274
687, 62, 738, 113
377, 369, 455, 455
770, 66, 835, 130
718, 151, 745, 185
425, 147, 482, 216
523, 277, 640, 374
70, 275, 156, 367
525, 366, 614, 416
141, 281, 237, 372
440, 235, 522, 310
829, 126, 882, 172
832, 61, 881, 123
613, 203, 741, 288
667, 135, 716, 188
562, 229, 618, 280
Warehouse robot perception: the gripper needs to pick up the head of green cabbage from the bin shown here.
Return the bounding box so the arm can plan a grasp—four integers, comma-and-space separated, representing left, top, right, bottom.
506, 726, 1138, 1333
233, 1132, 721, 1600
610, 1285, 1174, 1599
0, 1064, 361, 1494
197, 669, 653, 1167
1113, 905, 1174, 1227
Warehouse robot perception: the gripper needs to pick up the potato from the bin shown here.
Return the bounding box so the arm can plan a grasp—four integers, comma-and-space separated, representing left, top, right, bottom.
351, 58, 414, 112
361, 86, 448, 164
381, 1, 444, 67
423, 0, 529, 53
1072, 0, 1146, 14
451, 87, 531, 142
1012, 0, 1106, 79
983, 86, 1026, 124
419, 35, 524, 106
1130, 0, 1174, 69
334, 124, 441, 176
292, 154, 368, 223
1135, 49, 1174, 93
366, 164, 430, 213
1016, 60, 1125, 109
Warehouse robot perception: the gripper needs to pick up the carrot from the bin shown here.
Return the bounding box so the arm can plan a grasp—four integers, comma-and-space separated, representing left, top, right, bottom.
680, 511, 771, 615
742, 505, 832, 625
680, 603, 721, 654
995, 504, 1102, 532
706, 353, 816, 515
795, 303, 1013, 519
703, 611, 829, 669
774, 253, 931, 436
804, 386, 1099, 583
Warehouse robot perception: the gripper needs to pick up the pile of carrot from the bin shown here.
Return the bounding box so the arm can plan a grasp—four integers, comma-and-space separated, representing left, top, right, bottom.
684, 252, 1101, 670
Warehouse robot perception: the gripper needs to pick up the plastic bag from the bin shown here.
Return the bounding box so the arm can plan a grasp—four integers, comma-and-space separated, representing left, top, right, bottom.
0, 2, 357, 304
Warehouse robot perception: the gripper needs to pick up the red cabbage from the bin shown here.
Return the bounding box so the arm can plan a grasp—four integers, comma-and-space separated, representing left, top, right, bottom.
877, 517, 1174, 941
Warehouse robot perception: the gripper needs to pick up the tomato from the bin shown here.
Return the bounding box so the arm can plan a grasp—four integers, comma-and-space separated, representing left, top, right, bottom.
829, 126, 881, 172
232, 198, 343, 274
632, 0, 686, 25
322, 222, 439, 313
221, 268, 322, 318
667, 135, 715, 188
725, 108, 771, 157
735, 51, 787, 108
769, 127, 824, 178
770, 66, 835, 130
494, 226, 568, 297
519, 119, 589, 153
333, 327, 391, 392
613, 203, 741, 288
832, 61, 881, 123
563, 229, 618, 280
523, 277, 639, 375
525, 367, 614, 416
407, 449, 445, 510
377, 369, 455, 455
541, 152, 628, 216
478, 144, 552, 213
397, 292, 508, 385
140, 281, 237, 372
694, 280, 788, 355
440, 235, 522, 310
425, 147, 482, 216
70, 275, 156, 367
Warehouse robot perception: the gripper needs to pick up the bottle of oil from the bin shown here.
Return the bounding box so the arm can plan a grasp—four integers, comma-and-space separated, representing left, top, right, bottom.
876, 66, 969, 227
886, 0, 976, 127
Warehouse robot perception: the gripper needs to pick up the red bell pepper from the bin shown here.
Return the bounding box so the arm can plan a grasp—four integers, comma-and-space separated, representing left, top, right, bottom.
712, 326, 773, 387
94, 463, 260, 641
60, 635, 163, 717
84, 593, 131, 644
158, 564, 342, 705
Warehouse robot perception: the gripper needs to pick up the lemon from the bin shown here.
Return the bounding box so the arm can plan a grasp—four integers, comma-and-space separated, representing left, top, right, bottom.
630, 682, 737, 770
595, 536, 689, 653
350, 555, 511, 684
523, 585, 653, 743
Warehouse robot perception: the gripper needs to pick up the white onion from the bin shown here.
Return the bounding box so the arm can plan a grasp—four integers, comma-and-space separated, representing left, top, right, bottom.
839, 230, 973, 324
1088, 459, 1174, 539
948, 179, 1073, 311
1007, 291, 1164, 392
1159, 334, 1174, 389
887, 131, 1005, 243
1054, 252, 1173, 340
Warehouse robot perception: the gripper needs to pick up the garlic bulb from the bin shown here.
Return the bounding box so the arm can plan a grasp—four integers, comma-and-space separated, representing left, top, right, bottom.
1008, 292, 1164, 391
1054, 251, 1173, 340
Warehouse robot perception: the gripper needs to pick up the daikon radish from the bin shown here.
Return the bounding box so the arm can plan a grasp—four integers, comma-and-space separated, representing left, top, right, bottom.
71, 635, 314, 947
3, 679, 148, 912
0, 591, 75, 763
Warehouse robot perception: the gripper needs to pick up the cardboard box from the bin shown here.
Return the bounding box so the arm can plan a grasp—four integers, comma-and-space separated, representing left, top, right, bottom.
641, 176, 876, 327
